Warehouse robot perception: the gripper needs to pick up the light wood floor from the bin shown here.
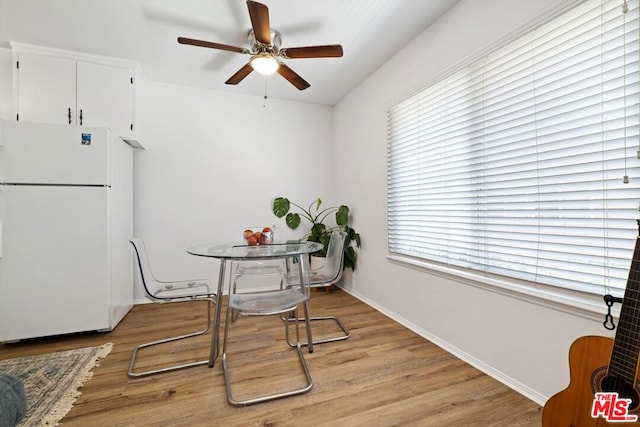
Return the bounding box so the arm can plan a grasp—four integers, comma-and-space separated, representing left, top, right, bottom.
1, 289, 542, 426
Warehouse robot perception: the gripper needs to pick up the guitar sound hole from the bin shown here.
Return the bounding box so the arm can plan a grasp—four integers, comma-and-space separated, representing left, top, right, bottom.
600, 375, 640, 411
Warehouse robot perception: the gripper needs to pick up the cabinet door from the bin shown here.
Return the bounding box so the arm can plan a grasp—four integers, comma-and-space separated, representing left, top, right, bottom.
16, 53, 76, 124
77, 61, 132, 138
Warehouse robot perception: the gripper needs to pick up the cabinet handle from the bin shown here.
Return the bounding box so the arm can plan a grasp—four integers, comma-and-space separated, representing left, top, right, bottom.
79, 109, 83, 126
68, 108, 72, 124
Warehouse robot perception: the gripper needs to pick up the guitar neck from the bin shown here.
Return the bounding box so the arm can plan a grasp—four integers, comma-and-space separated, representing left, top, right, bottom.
608, 220, 640, 384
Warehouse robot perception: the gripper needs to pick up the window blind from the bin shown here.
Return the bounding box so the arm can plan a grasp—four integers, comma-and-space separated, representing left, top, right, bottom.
387, 0, 640, 296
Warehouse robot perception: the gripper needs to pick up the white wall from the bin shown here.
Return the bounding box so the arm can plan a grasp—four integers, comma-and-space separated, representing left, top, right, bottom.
333, 0, 610, 404
133, 80, 334, 300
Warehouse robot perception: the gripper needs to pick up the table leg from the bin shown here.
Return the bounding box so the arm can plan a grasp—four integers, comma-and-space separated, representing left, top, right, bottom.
209, 259, 226, 367
297, 254, 314, 354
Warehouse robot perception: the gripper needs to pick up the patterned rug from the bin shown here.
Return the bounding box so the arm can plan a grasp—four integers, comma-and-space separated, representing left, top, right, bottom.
0, 343, 113, 426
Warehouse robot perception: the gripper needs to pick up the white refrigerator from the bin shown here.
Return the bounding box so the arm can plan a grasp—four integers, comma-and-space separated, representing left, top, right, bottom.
0, 120, 134, 342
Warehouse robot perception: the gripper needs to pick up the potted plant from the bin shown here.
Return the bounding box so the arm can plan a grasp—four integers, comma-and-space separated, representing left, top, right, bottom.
272, 197, 361, 271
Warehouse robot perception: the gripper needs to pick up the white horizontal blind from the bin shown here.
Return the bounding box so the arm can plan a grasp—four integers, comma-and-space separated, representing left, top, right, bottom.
387, 0, 640, 296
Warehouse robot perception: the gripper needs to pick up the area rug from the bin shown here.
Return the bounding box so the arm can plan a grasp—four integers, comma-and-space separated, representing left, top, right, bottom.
0, 343, 113, 426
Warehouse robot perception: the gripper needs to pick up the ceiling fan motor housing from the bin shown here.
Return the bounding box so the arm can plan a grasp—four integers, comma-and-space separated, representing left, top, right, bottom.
248, 29, 282, 55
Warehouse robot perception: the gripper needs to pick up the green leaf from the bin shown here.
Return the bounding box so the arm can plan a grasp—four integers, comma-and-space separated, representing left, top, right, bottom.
285, 212, 301, 229
354, 232, 361, 248
314, 198, 322, 212
308, 224, 326, 248
273, 197, 290, 218
344, 246, 357, 271
336, 205, 349, 225
318, 233, 330, 256
311, 223, 327, 236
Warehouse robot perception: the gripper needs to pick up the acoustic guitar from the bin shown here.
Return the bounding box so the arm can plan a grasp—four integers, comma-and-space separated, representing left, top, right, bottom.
542, 220, 640, 426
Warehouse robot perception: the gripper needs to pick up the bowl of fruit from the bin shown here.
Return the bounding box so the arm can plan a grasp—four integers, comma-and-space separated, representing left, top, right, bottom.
242, 227, 274, 246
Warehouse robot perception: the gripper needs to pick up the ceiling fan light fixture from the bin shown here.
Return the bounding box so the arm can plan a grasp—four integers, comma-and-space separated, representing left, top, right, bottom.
250, 53, 279, 75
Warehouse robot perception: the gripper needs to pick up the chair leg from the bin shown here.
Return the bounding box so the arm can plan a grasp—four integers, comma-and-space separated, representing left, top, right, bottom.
128, 298, 215, 378
285, 313, 350, 348
222, 304, 313, 406
302, 300, 314, 353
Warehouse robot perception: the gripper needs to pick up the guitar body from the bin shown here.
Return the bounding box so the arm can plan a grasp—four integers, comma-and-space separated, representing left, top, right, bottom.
543, 335, 640, 426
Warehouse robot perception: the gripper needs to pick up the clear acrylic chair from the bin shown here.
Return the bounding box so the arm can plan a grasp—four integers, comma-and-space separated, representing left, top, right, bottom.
230, 227, 286, 321
284, 230, 350, 347
222, 253, 314, 406
230, 260, 287, 322
129, 238, 218, 377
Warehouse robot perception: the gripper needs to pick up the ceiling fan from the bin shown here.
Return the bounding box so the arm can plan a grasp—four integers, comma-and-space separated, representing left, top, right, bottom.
177, 0, 343, 91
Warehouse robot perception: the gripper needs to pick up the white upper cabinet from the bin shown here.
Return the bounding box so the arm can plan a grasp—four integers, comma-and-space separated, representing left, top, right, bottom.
76, 61, 132, 138
12, 43, 136, 140
15, 53, 76, 125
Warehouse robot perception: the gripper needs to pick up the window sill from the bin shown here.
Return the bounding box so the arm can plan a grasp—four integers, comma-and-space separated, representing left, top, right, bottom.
386, 254, 619, 323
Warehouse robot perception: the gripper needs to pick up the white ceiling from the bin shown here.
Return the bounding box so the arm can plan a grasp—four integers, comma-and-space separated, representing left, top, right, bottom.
0, 0, 458, 106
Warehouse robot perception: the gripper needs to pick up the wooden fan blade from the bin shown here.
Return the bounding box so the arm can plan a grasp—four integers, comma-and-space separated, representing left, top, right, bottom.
225, 63, 254, 85
247, 0, 271, 45
277, 63, 310, 91
178, 37, 247, 54
282, 45, 344, 59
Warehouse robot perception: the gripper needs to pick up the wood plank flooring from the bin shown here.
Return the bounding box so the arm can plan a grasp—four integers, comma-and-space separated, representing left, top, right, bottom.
0, 289, 542, 426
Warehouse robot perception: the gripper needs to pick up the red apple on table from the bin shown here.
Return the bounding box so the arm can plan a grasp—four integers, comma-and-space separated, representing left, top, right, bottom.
247, 235, 258, 246
261, 227, 272, 244
243, 229, 253, 241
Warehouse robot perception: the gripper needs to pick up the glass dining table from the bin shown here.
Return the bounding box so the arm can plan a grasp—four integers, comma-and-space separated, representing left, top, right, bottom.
187, 241, 323, 367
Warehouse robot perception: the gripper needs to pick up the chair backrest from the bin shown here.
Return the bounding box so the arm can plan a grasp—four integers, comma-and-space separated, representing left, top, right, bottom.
131, 238, 212, 300
130, 238, 157, 298
311, 230, 348, 286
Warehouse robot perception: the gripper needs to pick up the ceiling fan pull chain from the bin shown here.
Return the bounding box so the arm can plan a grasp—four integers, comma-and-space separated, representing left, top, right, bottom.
263, 76, 268, 108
